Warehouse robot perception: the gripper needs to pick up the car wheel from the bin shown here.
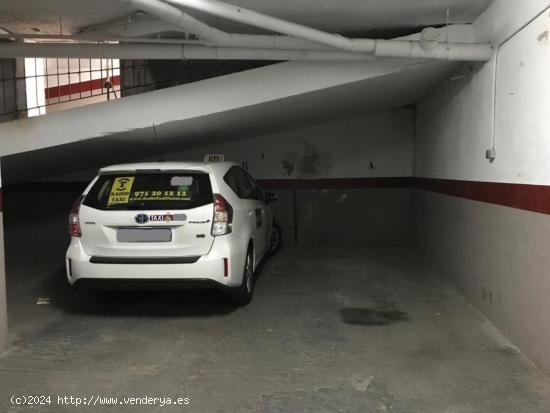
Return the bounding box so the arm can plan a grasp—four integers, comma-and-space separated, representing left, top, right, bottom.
229, 248, 254, 305
268, 222, 282, 255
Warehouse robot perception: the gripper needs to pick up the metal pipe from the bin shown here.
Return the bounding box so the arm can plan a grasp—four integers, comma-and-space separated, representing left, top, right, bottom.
162, 0, 493, 60
125, 0, 333, 51
164, 0, 358, 50
127, 0, 227, 43
0, 33, 206, 45
1, 35, 492, 62
374, 39, 493, 61
1, 0, 494, 63
0, 42, 375, 61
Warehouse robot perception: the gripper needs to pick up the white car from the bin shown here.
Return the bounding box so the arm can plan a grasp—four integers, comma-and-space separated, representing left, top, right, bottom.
65, 161, 281, 304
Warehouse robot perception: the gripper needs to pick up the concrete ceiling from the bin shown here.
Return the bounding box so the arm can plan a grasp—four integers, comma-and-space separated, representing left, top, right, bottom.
0, 1, 482, 184
0, 0, 492, 35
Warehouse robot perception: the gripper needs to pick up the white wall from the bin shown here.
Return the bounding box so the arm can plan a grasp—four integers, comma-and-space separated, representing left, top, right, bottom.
416, 1, 550, 184
474, 0, 550, 44
415, 0, 550, 373
45, 92, 120, 114
44, 58, 120, 89
165, 110, 414, 180
174, 110, 415, 247
42, 110, 414, 182
44, 58, 120, 113
40, 110, 416, 247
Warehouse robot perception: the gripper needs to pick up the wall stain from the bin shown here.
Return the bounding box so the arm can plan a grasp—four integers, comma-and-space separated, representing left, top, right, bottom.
337, 193, 349, 204
481, 287, 494, 307
281, 139, 332, 178
340, 307, 409, 327
537, 30, 548, 44
281, 158, 295, 176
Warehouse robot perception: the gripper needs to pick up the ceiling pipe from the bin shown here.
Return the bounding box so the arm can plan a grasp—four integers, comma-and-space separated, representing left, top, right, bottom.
0, 42, 375, 61
163, 0, 493, 61
127, 0, 225, 43
125, 0, 332, 51
0, 33, 206, 45
165, 0, 360, 50
79, 14, 181, 38
128, 0, 491, 61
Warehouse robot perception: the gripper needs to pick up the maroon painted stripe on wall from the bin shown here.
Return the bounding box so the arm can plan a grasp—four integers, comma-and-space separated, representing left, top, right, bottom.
415, 178, 550, 215
259, 177, 550, 216
4, 177, 548, 215
45, 75, 121, 99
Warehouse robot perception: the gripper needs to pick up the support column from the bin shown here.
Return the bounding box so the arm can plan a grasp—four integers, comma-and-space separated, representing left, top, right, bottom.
0, 160, 7, 352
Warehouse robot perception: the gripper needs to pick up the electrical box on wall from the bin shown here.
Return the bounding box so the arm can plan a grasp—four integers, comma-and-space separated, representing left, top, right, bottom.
486, 148, 496, 163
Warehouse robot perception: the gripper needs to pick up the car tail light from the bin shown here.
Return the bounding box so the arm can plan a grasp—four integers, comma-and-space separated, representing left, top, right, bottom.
69, 195, 85, 237
212, 194, 232, 236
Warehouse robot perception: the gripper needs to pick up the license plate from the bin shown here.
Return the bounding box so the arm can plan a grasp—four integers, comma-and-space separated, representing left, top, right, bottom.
117, 228, 172, 243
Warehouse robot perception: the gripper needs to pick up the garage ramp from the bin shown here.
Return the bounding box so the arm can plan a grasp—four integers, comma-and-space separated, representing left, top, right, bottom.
0, 58, 453, 159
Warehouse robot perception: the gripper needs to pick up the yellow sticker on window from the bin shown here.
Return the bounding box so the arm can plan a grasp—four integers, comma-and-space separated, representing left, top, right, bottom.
108, 177, 135, 205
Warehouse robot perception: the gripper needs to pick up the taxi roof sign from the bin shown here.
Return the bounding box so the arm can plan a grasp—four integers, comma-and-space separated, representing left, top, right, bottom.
204, 154, 225, 163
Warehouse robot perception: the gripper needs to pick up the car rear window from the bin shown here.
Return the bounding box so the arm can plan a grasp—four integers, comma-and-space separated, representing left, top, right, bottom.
83, 172, 213, 210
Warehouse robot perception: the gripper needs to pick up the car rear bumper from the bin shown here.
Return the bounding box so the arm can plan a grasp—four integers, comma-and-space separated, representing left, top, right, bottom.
65, 236, 247, 288
72, 278, 235, 291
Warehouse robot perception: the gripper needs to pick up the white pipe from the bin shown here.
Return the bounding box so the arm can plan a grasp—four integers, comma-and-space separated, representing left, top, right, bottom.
129, 0, 492, 61
374, 39, 493, 61
1, 34, 492, 62
127, 0, 226, 43
80, 15, 180, 38
163, 0, 493, 60
0, 42, 375, 61
125, 0, 333, 51
0, 33, 205, 45
164, 0, 359, 50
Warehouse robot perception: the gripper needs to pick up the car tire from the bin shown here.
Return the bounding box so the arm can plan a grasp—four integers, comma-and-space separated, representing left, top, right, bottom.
229, 247, 254, 305
268, 222, 282, 255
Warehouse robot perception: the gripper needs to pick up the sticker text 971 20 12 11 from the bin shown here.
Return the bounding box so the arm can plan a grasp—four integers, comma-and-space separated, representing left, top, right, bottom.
128, 191, 190, 202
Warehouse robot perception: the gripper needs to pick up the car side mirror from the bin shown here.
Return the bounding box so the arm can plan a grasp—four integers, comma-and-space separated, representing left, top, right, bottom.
264, 192, 278, 204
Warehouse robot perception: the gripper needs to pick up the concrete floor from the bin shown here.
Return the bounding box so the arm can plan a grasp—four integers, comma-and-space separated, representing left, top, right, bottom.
1, 203, 550, 412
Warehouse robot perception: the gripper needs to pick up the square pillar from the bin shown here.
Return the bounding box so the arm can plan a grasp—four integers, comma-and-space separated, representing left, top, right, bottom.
0, 160, 7, 352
